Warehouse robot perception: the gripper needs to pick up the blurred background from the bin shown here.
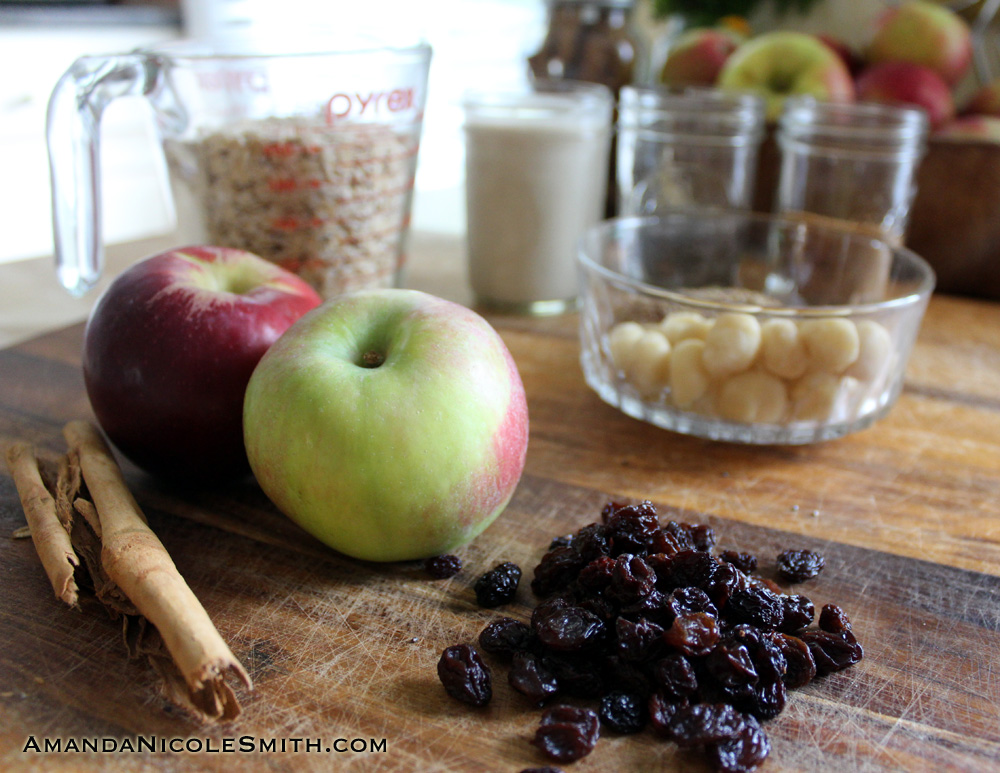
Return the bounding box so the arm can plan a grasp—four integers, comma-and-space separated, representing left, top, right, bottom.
1, 0, 997, 266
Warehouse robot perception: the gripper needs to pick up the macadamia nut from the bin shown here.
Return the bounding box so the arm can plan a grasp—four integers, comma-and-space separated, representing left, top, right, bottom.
760, 318, 808, 380
790, 372, 854, 422
627, 330, 672, 398
717, 371, 789, 424
846, 320, 892, 382
670, 338, 711, 409
702, 313, 762, 378
801, 318, 860, 374
608, 322, 646, 373
660, 312, 712, 344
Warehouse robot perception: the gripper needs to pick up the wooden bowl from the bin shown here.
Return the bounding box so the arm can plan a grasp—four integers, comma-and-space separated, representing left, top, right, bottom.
906, 136, 1000, 299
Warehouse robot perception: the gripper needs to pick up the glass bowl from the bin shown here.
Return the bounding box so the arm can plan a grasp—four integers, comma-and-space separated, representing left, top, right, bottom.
577, 210, 936, 444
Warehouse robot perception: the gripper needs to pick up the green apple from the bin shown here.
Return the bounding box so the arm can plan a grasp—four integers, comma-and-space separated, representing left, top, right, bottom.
242, 288, 529, 562
718, 31, 855, 121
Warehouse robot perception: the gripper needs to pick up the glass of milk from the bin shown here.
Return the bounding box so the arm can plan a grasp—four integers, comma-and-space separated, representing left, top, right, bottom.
463, 80, 613, 315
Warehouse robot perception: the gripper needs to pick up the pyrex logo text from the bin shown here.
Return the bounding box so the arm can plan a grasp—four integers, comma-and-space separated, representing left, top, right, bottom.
325, 89, 415, 123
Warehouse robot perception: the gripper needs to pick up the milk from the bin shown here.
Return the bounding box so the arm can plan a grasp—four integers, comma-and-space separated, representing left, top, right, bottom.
463, 87, 612, 314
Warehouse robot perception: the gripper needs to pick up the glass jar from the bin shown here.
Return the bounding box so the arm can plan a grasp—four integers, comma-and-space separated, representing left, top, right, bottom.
775, 97, 929, 246
774, 97, 929, 303
616, 86, 766, 216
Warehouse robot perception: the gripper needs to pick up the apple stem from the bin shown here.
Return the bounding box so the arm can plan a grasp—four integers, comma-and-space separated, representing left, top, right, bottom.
361, 350, 386, 368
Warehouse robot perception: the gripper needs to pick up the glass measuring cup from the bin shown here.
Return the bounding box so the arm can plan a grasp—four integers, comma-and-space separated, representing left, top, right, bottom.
47, 36, 432, 297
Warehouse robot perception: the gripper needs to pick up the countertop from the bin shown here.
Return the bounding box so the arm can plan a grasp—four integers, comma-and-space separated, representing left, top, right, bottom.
1, 232, 999, 772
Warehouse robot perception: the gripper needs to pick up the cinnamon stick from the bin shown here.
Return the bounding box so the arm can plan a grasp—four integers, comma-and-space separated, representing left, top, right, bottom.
62, 420, 252, 720
5, 442, 79, 607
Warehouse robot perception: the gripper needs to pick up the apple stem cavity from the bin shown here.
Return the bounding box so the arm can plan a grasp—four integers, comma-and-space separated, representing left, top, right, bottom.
360, 350, 386, 368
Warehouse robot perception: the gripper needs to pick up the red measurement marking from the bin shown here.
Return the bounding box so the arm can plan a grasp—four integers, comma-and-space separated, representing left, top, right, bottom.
261, 142, 324, 159
334, 181, 414, 206
268, 178, 298, 192
261, 142, 296, 159
271, 216, 300, 231
267, 178, 326, 192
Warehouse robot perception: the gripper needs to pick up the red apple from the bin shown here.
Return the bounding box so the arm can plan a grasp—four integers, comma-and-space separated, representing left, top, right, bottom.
963, 77, 1000, 117
83, 245, 322, 482
867, 0, 972, 86
856, 61, 955, 130
718, 31, 855, 121
242, 289, 529, 561
660, 27, 741, 87
935, 115, 1000, 143
817, 34, 863, 77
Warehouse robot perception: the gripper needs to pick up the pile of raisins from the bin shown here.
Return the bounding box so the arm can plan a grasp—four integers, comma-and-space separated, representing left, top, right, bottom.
437, 501, 863, 772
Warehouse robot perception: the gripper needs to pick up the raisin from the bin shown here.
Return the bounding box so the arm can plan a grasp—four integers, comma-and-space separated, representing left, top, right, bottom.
706, 713, 771, 773
534, 706, 600, 763
662, 521, 697, 551
616, 616, 665, 663
800, 630, 864, 675
776, 549, 826, 583
531, 596, 574, 631
535, 606, 607, 653
650, 529, 687, 555
668, 586, 719, 619
479, 617, 534, 657
542, 655, 604, 698
423, 554, 462, 579
691, 523, 717, 552
667, 703, 747, 747
606, 502, 660, 555
437, 644, 492, 707
659, 549, 720, 591
601, 501, 629, 523
778, 594, 815, 632
509, 651, 560, 704
707, 642, 759, 690
769, 633, 816, 688
746, 675, 787, 720
531, 547, 585, 598
619, 589, 673, 626
648, 692, 687, 736
570, 522, 610, 562
707, 562, 745, 609
578, 595, 617, 623
664, 612, 720, 657
521, 768, 565, 773
474, 562, 522, 607
598, 691, 647, 734
600, 655, 651, 698
577, 556, 616, 593
608, 554, 656, 604
652, 653, 698, 700
818, 603, 853, 634
720, 550, 757, 574
549, 534, 573, 550
727, 586, 784, 630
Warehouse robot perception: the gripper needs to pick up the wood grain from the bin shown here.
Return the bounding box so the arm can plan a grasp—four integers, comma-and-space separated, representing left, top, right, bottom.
2, 291, 1000, 771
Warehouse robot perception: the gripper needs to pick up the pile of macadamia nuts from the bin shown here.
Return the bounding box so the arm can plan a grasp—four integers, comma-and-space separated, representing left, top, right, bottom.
607, 310, 894, 426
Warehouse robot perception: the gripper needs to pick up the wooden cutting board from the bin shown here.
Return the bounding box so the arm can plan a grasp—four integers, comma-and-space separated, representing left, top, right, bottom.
2, 304, 1000, 772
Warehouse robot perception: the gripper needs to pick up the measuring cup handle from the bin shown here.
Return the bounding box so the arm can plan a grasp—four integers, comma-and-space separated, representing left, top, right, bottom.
46, 54, 156, 296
